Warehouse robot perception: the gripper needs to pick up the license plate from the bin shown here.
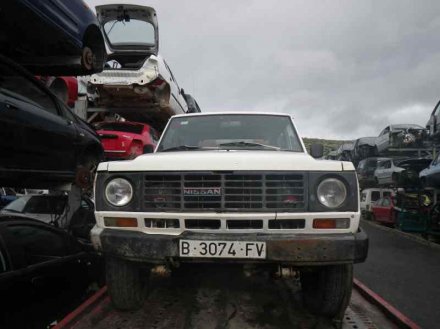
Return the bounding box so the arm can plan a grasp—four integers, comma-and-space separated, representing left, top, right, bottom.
179, 240, 266, 259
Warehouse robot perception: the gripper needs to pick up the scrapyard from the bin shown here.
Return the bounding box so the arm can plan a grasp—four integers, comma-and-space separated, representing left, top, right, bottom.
0, 1, 438, 329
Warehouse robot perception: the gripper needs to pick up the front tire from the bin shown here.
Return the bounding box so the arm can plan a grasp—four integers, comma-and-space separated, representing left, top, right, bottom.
106, 257, 149, 311
301, 264, 353, 318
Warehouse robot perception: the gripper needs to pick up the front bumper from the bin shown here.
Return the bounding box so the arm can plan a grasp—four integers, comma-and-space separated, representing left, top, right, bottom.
92, 228, 368, 266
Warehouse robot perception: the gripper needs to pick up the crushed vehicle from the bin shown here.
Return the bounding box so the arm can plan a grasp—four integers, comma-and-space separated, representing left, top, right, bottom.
356, 157, 389, 188
0, 0, 106, 75
351, 137, 377, 165
87, 4, 188, 130
375, 124, 427, 154
95, 121, 160, 160
92, 112, 368, 318
419, 153, 440, 188
0, 55, 104, 189
0, 215, 103, 328
374, 158, 431, 187
336, 142, 354, 161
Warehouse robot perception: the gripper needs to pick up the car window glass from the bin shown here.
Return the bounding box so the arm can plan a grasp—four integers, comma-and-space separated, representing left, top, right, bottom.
2, 196, 30, 213
6, 225, 68, 266
23, 196, 67, 215
104, 19, 155, 45
0, 62, 59, 116
384, 161, 391, 169
382, 198, 391, 207
383, 191, 391, 198
96, 122, 143, 134
371, 191, 380, 201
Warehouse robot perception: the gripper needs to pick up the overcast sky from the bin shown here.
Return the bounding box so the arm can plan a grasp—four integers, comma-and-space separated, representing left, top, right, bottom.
88, 0, 440, 139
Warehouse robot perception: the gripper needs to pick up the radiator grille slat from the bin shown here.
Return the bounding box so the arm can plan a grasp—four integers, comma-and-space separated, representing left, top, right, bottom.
144, 172, 306, 211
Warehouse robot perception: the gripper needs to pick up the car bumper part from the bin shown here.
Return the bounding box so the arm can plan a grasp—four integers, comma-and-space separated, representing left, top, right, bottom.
91, 227, 368, 266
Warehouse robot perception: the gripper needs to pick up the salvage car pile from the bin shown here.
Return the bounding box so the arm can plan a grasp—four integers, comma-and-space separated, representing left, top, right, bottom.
0, 1, 202, 327
326, 118, 440, 241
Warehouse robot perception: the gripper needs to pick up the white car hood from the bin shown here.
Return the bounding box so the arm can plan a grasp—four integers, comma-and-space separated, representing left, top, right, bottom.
99, 151, 354, 172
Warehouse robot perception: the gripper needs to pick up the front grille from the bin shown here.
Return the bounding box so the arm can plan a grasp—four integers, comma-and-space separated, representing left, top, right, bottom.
144, 172, 306, 212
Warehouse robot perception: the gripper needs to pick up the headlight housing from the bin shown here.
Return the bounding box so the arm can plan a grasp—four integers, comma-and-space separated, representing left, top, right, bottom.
105, 178, 133, 207
317, 178, 347, 208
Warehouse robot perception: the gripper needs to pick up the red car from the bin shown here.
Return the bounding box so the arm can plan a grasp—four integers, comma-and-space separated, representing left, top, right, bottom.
371, 196, 397, 226
95, 122, 159, 160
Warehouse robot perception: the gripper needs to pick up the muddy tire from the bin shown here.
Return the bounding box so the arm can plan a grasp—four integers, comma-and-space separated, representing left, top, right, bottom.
301, 264, 353, 318
106, 257, 148, 311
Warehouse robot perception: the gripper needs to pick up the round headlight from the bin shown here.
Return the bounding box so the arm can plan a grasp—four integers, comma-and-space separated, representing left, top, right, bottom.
105, 178, 133, 207
317, 178, 347, 208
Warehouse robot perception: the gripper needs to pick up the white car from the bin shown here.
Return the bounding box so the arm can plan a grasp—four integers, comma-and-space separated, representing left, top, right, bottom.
360, 188, 394, 218
92, 112, 368, 318
87, 4, 188, 129
374, 158, 431, 186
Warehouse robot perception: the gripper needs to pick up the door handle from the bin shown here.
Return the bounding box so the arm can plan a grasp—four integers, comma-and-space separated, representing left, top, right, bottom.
67, 120, 74, 125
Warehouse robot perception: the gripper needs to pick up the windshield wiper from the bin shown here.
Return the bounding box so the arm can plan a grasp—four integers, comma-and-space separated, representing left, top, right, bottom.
161, 145, 208, 152
218, 141, 280, 150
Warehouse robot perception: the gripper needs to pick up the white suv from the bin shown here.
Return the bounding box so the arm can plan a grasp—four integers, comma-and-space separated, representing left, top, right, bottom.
92, 112, 368, 318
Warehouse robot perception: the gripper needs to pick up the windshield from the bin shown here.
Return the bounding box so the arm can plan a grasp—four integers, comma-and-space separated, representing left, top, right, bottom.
157, 114, 304, 152
104, 19, 155, 46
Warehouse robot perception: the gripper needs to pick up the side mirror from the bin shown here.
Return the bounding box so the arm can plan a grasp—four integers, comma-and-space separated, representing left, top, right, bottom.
310, 144, 324, 159
143, 145, 155, 154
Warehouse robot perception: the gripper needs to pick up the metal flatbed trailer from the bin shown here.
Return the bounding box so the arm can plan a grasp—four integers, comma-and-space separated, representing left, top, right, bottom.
53, 266, 420, 329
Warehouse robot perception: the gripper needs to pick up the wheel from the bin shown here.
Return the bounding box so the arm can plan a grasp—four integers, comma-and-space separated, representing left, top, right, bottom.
81, 27, 106, 73
300, 264, 353, 318
106, 257, 149, 311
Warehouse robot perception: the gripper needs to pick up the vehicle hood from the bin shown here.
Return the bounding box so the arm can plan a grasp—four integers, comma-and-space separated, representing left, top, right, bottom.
96, 4, 159, 55
98, 151, 354, 172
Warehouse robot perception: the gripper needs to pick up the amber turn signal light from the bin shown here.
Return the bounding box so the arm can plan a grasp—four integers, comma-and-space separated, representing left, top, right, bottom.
313, 218, 349, 229
104, 217, 138, 227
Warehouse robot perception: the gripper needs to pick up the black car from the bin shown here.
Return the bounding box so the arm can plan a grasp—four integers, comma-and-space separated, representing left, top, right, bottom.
0, 215, 103, 327
0, 55, 103, 188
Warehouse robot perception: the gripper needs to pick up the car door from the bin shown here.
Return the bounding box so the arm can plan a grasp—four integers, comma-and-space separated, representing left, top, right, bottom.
372, 198, 384, 221
381, 197, 393, 222
0, 59, 78, 173
163, 60, 188, 113
375, 161, 386, 183
381, 160, 393, 183
0, 221, 90, 294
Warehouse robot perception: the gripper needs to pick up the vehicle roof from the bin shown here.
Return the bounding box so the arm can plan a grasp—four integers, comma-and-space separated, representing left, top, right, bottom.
172, 112, 293, 118
95, 121, 149, 126
391, 124, 424, 129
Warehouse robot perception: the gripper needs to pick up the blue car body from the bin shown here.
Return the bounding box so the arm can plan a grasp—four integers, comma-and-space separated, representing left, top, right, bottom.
420, 155, 440, 187
0, 0, 105, 75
